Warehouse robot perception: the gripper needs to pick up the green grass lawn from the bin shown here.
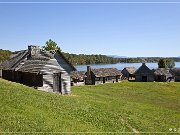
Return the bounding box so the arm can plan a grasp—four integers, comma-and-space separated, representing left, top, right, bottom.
0, 78, 179, 134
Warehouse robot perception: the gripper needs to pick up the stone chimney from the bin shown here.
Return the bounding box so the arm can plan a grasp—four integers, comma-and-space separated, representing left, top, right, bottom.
28, 45, 40, 56
87, 66, 91, 76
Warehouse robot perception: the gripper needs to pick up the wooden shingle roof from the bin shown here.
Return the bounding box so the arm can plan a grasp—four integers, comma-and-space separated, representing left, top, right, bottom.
134, 63, 153, 75
0, 46, 76, 73
70, 71, 86, 80
0, 50, 29, 70
91, 68, 122, 77
18, 60, 48, 73
154, 68, 174, 76
123, 67, 136, 74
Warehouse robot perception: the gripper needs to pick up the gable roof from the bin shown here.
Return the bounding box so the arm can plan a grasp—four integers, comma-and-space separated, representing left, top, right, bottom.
57, 50, 76, 71
0, 46, 76, 73
0, 50, 29, 70
90, 68, 122, 77
154, 68, 174, 76
134, 63, 153, 75
122, 67, 136, 74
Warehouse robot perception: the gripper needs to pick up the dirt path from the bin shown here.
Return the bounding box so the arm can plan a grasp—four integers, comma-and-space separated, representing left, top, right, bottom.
121, 118, 140, 134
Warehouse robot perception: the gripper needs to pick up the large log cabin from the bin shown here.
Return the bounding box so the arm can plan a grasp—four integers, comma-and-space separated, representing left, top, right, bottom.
0, 45, 76, 94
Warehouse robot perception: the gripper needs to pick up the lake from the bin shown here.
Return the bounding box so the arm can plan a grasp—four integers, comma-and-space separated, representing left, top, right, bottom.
75, 62, 180, 71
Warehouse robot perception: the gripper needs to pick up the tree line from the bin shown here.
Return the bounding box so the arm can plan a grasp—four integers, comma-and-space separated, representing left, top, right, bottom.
43, 39, 119, 65
118, 57, 180, 63
0, 48, 179, 66
0, 39, 179, 66
42, 39, 179, 65
0, 49, 12, 63
61, 54, 179, 66
62, 52, 119, 65
0, 48, 119, 65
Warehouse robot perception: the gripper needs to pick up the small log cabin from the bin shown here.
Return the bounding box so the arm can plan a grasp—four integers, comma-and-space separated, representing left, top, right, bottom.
134, 63, 154, 82
121, 67, 136, 80
154, 68, 174, 82
0, 45, 76, 94
85, 66, 122, 85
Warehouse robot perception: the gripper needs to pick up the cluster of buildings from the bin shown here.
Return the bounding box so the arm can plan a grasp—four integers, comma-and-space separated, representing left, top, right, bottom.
0, 45, 180, 95
71, 63, 180, 86
71, 66, 122, 85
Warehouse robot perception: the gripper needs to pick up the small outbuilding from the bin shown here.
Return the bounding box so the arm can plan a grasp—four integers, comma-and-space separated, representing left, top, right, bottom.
134, 63, 154, 82
85, 66, 122, 85
0, 45, 76, 94
121, 67, 136, 80
154, 68, 174, 82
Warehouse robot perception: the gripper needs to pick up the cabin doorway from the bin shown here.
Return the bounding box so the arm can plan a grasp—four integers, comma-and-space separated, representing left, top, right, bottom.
53, 73, 62, 93
142, 76, 147, 82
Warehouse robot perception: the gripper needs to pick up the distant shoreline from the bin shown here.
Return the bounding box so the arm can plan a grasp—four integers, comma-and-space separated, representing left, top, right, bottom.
75, 62, 180, 71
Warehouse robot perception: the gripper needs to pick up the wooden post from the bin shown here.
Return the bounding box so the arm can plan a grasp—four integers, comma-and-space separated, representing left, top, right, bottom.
0, 69, 2, 78
33, 73, 36, 87
12, 70, 15, 81
116, 75, 119, 82
87, 66, 91, 77
19, 71, 23, 83
103, 77, 106, 83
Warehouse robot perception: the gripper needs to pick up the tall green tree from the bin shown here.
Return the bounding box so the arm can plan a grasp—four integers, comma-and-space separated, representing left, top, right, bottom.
42, 39, 61, 51
158, 58, 175, 68
158, 59, 166, 68
165, 58, 175, 68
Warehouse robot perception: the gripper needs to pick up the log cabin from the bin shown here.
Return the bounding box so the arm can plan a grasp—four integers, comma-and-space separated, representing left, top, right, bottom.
134, 63, 154, 82
121, 67, 136, 80
0, 45, 76, 94
85, 66, 122, 85
154, 68, 174, 82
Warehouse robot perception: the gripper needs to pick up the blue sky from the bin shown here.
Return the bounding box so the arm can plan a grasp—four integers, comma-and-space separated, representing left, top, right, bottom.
0, 0, 180, 57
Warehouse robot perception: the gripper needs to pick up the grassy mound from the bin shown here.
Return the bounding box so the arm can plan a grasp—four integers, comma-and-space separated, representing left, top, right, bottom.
0, 78, 179, 133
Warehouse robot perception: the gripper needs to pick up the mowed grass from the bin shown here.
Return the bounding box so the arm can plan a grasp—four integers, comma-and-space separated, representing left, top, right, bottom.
0, 78, 179, 133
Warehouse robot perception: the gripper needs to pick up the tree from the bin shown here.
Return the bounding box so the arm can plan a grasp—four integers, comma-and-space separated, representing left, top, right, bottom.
42, 39, 61, 51
158, 59, 166, 68
158, 58, 175, 68
165, 58, 175, 68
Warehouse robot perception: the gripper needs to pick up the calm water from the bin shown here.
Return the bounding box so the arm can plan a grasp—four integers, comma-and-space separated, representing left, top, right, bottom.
75, 62, 180, 71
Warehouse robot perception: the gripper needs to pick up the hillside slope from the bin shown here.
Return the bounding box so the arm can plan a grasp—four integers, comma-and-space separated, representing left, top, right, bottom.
0, 78, 179, 133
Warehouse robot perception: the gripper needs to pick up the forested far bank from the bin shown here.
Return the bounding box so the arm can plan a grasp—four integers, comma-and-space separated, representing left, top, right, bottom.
0, 49, 12, 63
0, 48, 180, 65
62, 52, 119, 65
62, 52, 180, 65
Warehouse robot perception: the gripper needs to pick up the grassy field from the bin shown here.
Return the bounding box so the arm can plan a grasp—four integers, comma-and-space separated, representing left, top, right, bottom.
0, 78, 179, 134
